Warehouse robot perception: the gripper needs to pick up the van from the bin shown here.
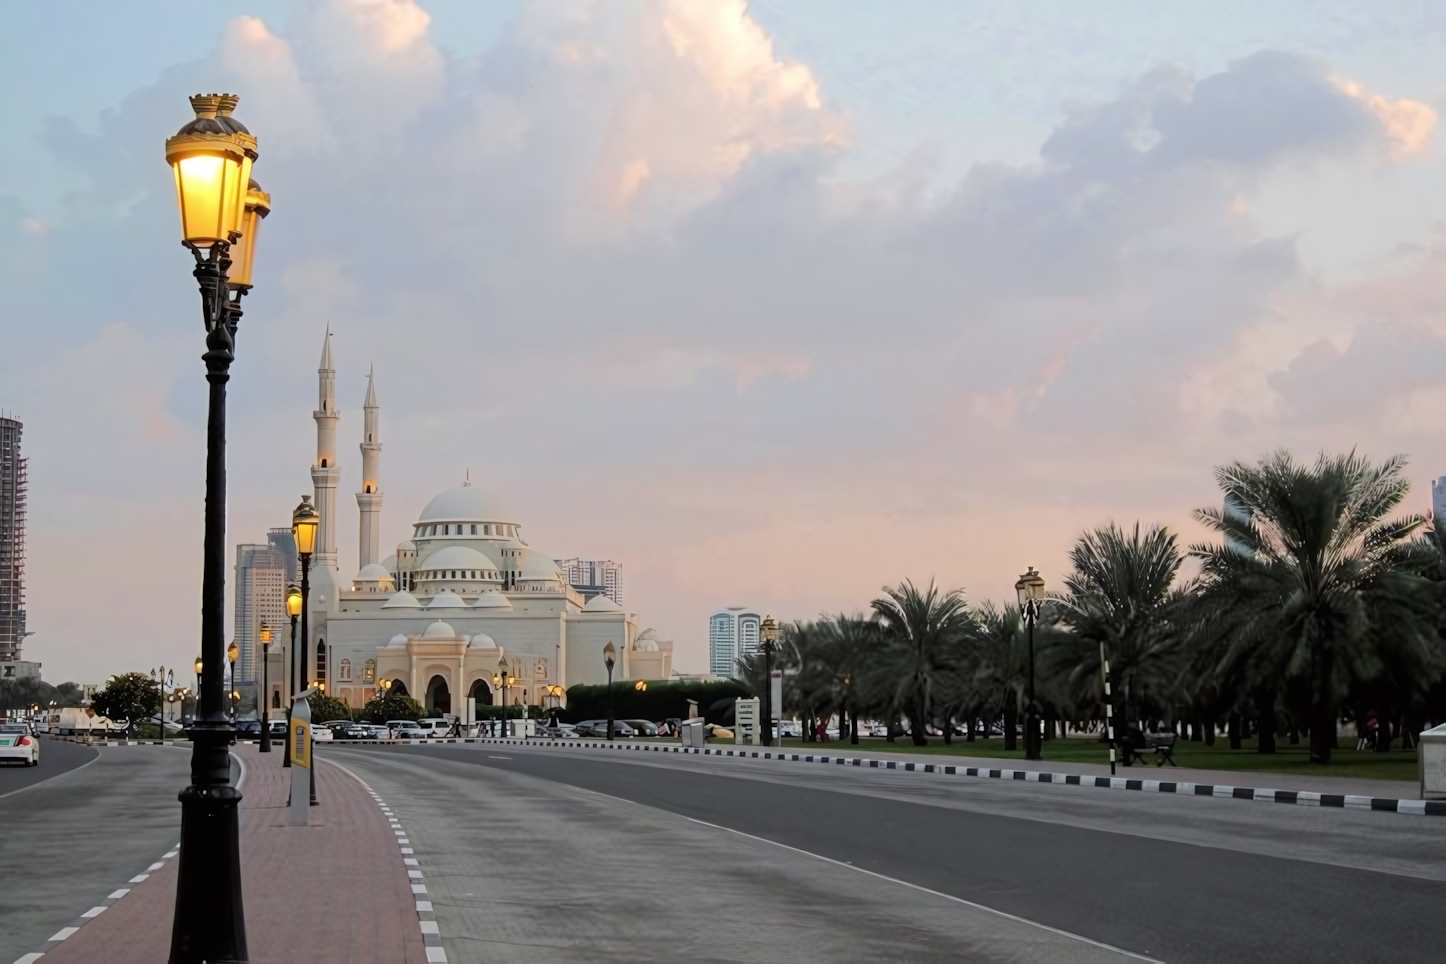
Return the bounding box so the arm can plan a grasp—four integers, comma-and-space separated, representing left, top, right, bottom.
415, 718, 452, 737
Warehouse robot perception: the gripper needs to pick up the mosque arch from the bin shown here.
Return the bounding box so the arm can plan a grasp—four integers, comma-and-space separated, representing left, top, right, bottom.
468, 678, 493, 706
388, 679, 409, 697
426, 674, 451, 714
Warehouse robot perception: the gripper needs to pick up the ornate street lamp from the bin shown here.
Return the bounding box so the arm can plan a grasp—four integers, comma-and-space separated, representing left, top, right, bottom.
760, 616, 779, 747
258, 623, 273, 752
293, 500, 319, 808
497, 657, 510, 735
1015, 566, 1047, 761
166, 91, 262, 963
283, 584, 301, 767
603, 642, 616, 741
226, 641, 240, 722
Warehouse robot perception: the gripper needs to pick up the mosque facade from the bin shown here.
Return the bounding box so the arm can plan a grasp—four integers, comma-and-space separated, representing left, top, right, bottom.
262, 333, 671, 715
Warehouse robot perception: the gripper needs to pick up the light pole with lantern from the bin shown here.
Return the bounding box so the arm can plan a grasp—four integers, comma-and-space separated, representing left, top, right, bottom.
165, 89, 268, 964
497, 657, 509, 734
1015, 567, 1046, 761
603, 642, 616, 741
759, 616, 779, 747
258, 622, 272, 752
283, 584, 301, 767
292, 498, 319, 805
227, 641, 240, 722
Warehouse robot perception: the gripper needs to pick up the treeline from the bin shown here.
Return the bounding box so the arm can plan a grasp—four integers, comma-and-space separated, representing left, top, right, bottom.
738, 451, 1446, 765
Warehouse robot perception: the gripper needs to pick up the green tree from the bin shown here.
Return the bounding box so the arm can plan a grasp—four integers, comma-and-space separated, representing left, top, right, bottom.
969, 601, 1028, 749
358, 693, 424, 724
1192, 450, 1433, 764
307, 692, 352, 724
92, 672, 162, 737
869, 580, 972, 746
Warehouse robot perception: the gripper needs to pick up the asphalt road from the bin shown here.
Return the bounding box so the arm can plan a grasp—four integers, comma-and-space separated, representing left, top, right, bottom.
0, 736, 97, 797
331, 742, 1446, 964
0, 742, 192, 963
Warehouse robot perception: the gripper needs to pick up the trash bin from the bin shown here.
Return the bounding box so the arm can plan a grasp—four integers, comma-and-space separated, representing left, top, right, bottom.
680, 718, 706, 748
1419, 723, 1446, 800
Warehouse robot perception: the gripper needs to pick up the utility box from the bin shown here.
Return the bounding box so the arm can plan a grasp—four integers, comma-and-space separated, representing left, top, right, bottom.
735, 697, 760, 745
680, 718, 706, 748
1420, 723, 1446, 799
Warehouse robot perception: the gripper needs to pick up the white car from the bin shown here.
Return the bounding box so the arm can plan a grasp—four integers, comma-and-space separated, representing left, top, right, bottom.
0, 723, 39, 766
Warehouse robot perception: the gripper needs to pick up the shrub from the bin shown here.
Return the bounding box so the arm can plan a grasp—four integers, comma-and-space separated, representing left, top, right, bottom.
357, 693, 424, 724
562, 680, 752, 725
307, 692, 352, 724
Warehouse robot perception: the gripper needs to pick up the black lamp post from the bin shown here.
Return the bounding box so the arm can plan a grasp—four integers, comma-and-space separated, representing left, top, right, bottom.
759, 616, 779, 747
258, 623, 272, 752
167, 90, 267, 964
192, 657, 202, 726
283, 584, 300, 766
497, 657, 510, 735
1015, 566, 1046, 762
292, 498, 318, 805
603, 642, 616, 741
227, 641, 239, 722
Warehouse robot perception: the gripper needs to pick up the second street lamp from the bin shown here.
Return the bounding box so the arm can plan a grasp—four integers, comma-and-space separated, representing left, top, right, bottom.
293, 498, 319, 805
759, 616, 779, 747
1015, 566, 1047, 762
166, 90, 261, 964
227, 641, 240, 722
603, 642, 616, 741
283, 584, 301, 768
258, 622, 272, 752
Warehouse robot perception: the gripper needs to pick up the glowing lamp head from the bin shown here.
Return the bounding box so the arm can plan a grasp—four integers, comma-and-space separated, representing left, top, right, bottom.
1015, 567, 1047, 609
259, 622, 272, 645
292, 496, 319, 556
165, 94, 257, 248
603, 642, 616, 672
227, 641, 240, 663
286, 584, 303, 618
634, 680, 647, 692
760, 616, 779, 644
228, 179, 271, 290
195, 657, 203, 675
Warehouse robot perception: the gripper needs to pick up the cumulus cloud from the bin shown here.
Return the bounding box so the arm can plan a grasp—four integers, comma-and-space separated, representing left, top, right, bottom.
7, 4, 1446, 677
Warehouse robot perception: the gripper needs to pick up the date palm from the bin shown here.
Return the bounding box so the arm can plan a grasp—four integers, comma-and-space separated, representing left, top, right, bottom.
1192, 450, 1429, 764
870, 580, 972, 746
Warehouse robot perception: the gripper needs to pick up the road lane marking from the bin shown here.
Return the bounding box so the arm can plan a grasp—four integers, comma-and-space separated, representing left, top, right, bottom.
684, 816, 1163, 963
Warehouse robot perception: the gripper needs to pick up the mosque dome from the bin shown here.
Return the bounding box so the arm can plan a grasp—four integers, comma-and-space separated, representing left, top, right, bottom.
516, 548, 564, 582
417, 545, 499, 576
357, 564, 391, 579
381, 591, 422, 609
422, 620, 455, 639
427, 591, 468, 609
472, 591, 513, 610
469, 633, 497, 649
633, 628, 659, 651
582, 594, 623, 613
386, 634, 409, 649
418, 485, 517, 525
398, 540, 416, 551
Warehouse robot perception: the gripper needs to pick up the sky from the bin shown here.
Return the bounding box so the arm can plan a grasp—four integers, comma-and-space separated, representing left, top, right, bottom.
4, 1, 1446, 683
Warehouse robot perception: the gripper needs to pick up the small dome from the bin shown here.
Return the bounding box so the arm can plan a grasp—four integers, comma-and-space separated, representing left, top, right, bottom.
418, 485, 517, 525
398, 540, 416, 551
469, 633, 497, 649
472, 591, 513, 610
381, 591, 422, 609
427, 591, 468, 609
386, 634, 409, 649
583, 594, 623, 613
637, 628, 657, 641
418, 545, 499, 574
517, 548, 564, 581
634, 638, 659, 652
381, 554, 398, 572
357, 564, 391, 579
422, 620, 455, 639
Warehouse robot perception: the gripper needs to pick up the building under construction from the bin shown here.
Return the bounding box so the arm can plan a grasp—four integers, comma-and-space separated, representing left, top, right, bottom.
0, 416, 26, 663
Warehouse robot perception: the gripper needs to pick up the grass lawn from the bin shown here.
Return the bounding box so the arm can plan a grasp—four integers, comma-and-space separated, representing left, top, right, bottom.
733, 735, 1420, 783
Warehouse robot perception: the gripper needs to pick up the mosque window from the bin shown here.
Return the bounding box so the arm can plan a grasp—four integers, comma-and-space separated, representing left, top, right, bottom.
316, 640, 327, 684
471, 525, 478, 534
339, 659, 352, 681
364, 659, 375, 681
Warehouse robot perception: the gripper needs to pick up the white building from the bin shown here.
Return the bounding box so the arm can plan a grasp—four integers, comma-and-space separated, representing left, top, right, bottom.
233, 542, 287, 686
555, 558, 623, 605
262, 333, 671, 713
709, 607, 761, 677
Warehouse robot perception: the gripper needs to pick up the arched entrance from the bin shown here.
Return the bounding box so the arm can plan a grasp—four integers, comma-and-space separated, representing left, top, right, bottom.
468, 679, 493, 706
426, 675, 451, 714
388, 679, 409, 697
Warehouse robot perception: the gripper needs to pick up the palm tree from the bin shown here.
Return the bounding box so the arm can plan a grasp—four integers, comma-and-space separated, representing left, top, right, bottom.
970, 601, 1028, 749
1192, 450, 1430, 764
869, 580, 972, 746
1053, 522, 1188, 741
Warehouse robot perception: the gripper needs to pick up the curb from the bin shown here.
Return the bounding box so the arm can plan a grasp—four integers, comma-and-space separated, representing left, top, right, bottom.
328, 736, 1446, 818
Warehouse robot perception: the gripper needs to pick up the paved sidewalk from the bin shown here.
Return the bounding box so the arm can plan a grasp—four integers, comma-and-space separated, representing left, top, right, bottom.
38, 744, 427, 964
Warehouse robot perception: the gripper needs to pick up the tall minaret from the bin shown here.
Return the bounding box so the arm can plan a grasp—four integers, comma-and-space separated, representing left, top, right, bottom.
356, 366, 383, 570
311, 327, 341, 574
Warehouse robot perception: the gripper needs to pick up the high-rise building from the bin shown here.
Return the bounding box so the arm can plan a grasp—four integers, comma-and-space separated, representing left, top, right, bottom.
555, 558, 622, 605
709, 607, 760, 677
0, 416, 27, 663
234, 542, 287, 685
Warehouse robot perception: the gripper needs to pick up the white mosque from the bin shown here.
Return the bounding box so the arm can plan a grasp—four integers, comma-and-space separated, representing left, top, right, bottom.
269, 332, 672, 714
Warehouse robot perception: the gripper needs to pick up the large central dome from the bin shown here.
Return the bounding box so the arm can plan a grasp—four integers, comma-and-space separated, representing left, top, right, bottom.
417, 485, 517, 525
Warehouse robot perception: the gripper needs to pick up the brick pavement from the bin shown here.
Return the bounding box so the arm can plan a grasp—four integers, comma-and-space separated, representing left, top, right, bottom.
37, 744, 428, 964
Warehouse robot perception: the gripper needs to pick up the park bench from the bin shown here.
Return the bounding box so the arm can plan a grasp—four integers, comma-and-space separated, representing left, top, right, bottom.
1119, 728, 1179, 767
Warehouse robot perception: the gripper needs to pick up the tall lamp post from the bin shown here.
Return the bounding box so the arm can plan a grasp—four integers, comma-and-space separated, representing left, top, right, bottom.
1015, 567, 1046, 762
292, 498, 318, 805
193, 657, 202, 725
283, 584, 301, 767
603, 642, 616, 741
227, 641, 240, 722
166, 91, 268, 963
759, 616, 779, 747
258, 623, 272, 752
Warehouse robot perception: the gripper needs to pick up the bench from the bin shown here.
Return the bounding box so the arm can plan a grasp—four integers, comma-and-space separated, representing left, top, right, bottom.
1119, 729, 1178, 767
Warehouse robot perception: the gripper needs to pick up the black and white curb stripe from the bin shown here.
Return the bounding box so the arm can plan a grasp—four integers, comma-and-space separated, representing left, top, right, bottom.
342, 736, 1446, 818
13, 842, 181, 963
356, 776, 447, 962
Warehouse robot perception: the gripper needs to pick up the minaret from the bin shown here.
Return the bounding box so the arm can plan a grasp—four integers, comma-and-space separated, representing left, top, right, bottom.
356, 366, 383, 570
311, 327, 341, 574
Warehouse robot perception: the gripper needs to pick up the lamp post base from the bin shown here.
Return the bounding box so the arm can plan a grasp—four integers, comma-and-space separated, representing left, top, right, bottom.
170, 725, 246, 962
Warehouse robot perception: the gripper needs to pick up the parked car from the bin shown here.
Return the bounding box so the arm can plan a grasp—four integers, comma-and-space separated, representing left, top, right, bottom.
310, 724, 333, 741
0, 723, 38, 766
777, 721, 803, 739
322, 721, 368, 740
620, 719, 659, 737
415, 718, 455, 737
356, 723, 389, 739
234, 720, 262, 738
574, 720, 634, 738
267, 719, 288, 738
388, 720, 424, 738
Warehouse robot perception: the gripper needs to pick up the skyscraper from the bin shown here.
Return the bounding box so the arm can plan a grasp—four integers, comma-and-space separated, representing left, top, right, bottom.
0, 416, 27, 663
234, 542, 287, 686
709, 607, 760, 677
555, 558, 623, 605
